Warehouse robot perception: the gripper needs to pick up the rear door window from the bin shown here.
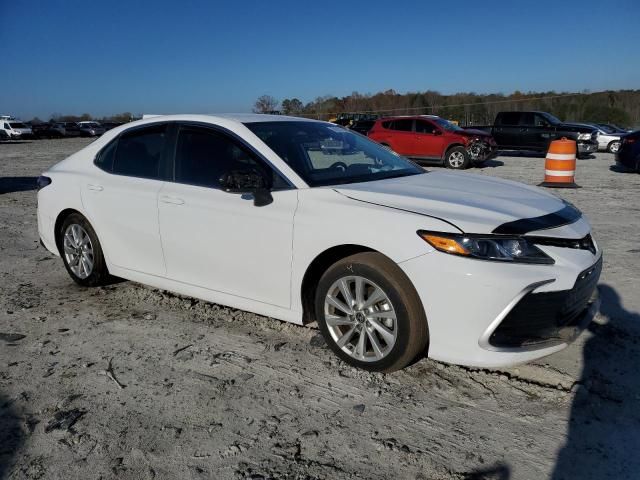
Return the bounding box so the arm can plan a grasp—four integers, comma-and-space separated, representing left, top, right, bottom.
520, 113, 535, 126
498, 112, 521, 125
389, 119, 414, 132
111, 124, 168, 179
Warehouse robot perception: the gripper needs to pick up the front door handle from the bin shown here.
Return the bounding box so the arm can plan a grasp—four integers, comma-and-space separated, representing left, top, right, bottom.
160, 195, 185, 205
87, 184, 103, 191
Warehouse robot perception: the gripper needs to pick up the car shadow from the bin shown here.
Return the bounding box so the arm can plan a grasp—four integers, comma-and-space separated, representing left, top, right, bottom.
0, 392, 25, 479
609, 164, 637, 174
476, 159, 505, 169
551, 284, 640, 479
0, 141, 32, 145
463, 463, 511, 479
0, 177, 38, 194
496, 150, 546, 159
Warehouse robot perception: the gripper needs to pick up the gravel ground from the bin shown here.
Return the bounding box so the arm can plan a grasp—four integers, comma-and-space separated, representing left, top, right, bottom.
1, 138, 639, 480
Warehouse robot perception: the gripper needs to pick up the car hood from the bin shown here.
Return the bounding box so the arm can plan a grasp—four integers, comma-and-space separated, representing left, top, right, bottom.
461, 128, 491, 137
333, 171, 569, 234
560, 123, 596, 132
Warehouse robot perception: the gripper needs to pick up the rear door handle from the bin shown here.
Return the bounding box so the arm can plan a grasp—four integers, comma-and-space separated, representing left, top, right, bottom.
87, 184, 103, 191
160, 195, 185, 205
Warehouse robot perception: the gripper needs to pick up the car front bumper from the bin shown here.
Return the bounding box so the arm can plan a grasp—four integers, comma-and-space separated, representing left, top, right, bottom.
577, 141, 598, 155
397, 218, 602, 367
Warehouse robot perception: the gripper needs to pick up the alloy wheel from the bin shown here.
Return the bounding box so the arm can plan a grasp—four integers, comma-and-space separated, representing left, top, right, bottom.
324, 275, 397, 362
448, 151, 465, 168
63, 224, 94, 279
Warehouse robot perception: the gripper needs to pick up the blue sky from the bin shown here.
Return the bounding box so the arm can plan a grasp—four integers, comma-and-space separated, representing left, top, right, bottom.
1, 0, 638, 120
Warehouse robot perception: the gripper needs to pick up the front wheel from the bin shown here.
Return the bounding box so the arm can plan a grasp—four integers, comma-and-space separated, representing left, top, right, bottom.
444, 146, 470, 169
608, 141, 621, 153
315, 252, 428, 372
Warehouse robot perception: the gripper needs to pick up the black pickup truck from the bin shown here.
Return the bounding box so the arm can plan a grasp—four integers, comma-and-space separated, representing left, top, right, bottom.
469, 111, 599, 158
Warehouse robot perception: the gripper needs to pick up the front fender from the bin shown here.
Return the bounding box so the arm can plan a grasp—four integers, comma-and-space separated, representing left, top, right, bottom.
290, 188, 458, 314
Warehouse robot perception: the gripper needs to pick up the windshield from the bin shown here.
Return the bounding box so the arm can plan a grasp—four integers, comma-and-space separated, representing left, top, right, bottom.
9, 122, 27, 129
433, 118, 463, 132
596, 124, 614, 133
245, 121, 424, 187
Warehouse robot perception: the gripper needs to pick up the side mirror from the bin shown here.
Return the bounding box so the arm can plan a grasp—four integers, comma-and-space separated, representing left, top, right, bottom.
219, 169, 273, 207
433, 129, 443, 136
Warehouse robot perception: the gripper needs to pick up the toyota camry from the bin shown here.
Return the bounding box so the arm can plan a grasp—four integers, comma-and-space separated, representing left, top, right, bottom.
37, 114, 602, 372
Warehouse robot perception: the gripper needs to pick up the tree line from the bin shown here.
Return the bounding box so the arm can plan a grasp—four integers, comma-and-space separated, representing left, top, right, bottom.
254, 89, 640, 127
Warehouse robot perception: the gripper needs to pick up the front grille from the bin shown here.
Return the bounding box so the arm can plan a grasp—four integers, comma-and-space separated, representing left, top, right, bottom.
529, 233, 596, 255
489, 257, 602, 348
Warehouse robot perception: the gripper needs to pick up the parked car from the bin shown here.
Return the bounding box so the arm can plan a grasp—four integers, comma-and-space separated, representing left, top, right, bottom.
32, 123, 64, 139
597, 123, 632, 134
616, 130, 640, 172
468, 111, 599, 158
78, 121, 106, 137
59, 122, 81, 137
349, 119, 376, 136
37, 114, 602, 372
101, 122, 125, 131
582, 123, 622, 153
1, 120, 34, 139
367, 115, 497, 169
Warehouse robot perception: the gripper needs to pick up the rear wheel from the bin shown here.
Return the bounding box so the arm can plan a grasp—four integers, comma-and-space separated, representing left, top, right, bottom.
315, 252, 428, 372
58, 213, 110, 287
444, 146, 470, 169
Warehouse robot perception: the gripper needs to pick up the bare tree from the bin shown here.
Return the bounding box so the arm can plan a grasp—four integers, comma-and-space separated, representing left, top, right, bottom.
253, 95, 279, 113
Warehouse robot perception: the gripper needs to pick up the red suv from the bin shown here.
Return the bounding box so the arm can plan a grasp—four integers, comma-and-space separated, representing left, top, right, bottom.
367, 115, 497, 169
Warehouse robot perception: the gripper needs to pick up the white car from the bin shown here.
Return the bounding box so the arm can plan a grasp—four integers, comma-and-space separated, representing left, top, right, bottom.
582, 123, 622, 153
37, 114, 602, 372
1, 119, 33, 139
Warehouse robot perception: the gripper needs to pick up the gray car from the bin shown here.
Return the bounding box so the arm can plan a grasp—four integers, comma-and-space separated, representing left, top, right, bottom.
78, 121, 105, 137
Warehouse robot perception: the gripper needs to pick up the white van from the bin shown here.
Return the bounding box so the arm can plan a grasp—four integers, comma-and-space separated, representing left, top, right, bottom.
1, 119, 33, 139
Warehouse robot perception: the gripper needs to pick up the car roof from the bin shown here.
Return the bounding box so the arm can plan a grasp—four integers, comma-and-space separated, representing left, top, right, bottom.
140, 113, 321, 124
377, 114, 440, 121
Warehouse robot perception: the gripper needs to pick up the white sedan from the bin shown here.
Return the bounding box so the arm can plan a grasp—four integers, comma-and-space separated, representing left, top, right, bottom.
584, 123, 623, 153
37, 114, 602, 372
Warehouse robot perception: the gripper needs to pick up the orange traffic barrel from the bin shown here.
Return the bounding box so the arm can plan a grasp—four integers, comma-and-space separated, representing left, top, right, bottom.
538, 138, 580, 188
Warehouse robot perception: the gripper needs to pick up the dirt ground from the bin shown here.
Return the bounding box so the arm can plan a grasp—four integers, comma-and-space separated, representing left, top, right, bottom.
1, 138, 640, 480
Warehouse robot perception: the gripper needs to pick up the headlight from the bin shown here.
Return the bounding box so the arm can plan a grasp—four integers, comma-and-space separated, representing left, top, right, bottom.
418, 231, 554, 264
577, 133, 592, 141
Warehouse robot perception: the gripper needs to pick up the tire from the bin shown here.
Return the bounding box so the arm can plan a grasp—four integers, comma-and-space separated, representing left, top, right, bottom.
444, 146, 470, 169
314, 252, 428, 372
380, 143, 394, 152
607, 141, 621, 154
58, 213, 110, 287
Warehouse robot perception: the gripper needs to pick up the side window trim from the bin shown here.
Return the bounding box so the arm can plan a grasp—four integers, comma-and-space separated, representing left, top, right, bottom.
170, 121, 296, 190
